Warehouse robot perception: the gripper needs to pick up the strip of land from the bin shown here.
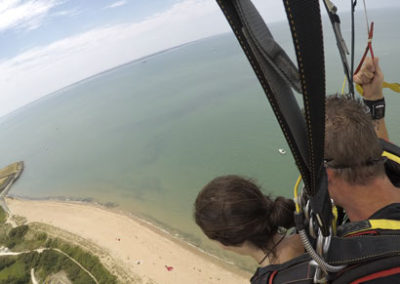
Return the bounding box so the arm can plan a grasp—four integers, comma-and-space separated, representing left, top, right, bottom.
6, 198, 251, 284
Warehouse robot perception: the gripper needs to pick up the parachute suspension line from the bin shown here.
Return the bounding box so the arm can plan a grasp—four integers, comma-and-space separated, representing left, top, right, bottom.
354, 21, 375, 75
362, 0, 370, 33
341, 76, 347, 94
355, 0, 400, 96
323, 0, 352, 95
350, 0, 357, 98
354, 0, 375, 76
293, 175, 302, 213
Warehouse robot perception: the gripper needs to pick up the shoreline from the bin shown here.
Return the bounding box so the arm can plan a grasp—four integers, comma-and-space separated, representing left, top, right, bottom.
5, 197, 251, 284
8, 194, 220, 261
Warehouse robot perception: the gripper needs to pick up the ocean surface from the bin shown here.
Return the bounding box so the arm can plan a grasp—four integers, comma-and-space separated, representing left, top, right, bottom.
1, 8, 400, 269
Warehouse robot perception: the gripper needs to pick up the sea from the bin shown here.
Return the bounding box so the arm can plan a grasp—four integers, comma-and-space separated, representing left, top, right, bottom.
1, 8, 400, 270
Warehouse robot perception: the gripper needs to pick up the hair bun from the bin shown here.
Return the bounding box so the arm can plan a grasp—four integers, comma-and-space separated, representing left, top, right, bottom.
269, 197, 295, 229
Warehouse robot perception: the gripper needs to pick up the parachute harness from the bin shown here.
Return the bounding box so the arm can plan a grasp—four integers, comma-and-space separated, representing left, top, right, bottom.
294, 176, 345, 283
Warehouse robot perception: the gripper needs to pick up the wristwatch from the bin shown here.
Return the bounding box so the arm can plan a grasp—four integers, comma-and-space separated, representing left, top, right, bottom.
363, 98, 385, 120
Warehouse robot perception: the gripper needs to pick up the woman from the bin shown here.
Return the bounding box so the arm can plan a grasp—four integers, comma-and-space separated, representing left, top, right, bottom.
194, 175, 305, 282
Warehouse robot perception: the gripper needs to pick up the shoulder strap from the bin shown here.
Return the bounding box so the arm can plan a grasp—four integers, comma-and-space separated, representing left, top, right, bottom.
327, 234, 400, 265
338, 219, 400, 237
332, 256, 400, 284
251, 254, 314, 284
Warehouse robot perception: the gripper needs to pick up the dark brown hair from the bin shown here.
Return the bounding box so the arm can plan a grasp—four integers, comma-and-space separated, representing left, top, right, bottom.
325, 94, 385, 185
194, 175, 295, 252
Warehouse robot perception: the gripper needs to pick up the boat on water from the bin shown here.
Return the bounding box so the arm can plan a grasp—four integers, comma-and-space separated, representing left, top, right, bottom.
278, 148, 286, 155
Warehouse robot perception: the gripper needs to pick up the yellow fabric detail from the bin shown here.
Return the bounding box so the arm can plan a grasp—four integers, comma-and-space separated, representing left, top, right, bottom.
332, 206, 338, 234
355, 83, 363, 95
383, 82, 400, 93
356, 82, 400, 96
369, 219, 400, 230
344, 219, 400, 236
382, 151, 400, 164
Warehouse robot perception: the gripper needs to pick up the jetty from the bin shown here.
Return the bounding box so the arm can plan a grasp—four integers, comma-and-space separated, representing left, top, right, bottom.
0, 161, 24, 213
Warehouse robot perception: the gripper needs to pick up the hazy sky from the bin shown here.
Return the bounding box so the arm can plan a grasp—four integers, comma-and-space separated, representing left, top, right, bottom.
1, 0, 400, 117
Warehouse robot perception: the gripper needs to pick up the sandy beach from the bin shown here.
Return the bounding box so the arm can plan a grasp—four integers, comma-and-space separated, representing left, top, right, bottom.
6, 198, 251, 284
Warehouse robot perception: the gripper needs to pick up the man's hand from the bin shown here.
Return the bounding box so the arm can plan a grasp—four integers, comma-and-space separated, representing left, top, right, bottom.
353, 57, 384, 100
354, 57, 388, 140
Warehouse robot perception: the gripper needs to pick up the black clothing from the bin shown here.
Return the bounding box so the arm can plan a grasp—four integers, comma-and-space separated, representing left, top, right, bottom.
249, 204, 400, 283
369, 203, 400, 220
250, 254, 313, 284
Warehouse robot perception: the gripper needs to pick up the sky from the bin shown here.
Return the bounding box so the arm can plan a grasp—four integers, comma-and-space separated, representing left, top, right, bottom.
1, 0, 400, 118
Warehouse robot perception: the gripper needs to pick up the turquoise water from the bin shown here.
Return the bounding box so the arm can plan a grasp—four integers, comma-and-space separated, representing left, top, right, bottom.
1, 8, 400, 269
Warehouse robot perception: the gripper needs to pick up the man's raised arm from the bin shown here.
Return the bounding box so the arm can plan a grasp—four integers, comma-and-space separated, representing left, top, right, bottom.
353, 57, 389, 141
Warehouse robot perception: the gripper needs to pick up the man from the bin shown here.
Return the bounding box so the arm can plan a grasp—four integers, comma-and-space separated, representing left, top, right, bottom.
325, 57, 400, 221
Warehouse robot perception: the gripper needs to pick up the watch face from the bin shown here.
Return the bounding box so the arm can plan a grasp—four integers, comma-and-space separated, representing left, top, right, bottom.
373, 104, 385, 120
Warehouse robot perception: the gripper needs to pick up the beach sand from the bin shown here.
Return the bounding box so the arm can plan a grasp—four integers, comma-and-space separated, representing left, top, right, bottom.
6, 198, 251, 284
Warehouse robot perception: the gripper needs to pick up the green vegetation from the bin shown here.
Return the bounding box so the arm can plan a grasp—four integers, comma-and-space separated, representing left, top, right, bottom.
0, 206, 118, 283
34, 250, 96, 284
6, 225, 28, 249
0, 208, 10, 246
0, 208, 6, 225
46, 238, 117, 284
0, 257, 30, 284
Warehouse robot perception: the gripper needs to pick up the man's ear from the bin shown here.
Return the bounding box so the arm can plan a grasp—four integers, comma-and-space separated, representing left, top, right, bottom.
325, 168, 335, 183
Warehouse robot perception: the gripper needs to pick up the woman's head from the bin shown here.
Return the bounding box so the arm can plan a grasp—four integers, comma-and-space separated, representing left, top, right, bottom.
194, 175, 295, 251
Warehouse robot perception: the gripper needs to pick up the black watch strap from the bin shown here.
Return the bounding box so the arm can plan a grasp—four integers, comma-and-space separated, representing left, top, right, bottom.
363, 98, 385, 120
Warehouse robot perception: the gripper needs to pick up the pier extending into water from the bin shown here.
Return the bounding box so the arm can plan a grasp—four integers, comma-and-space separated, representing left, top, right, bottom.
0, 161, 24, 213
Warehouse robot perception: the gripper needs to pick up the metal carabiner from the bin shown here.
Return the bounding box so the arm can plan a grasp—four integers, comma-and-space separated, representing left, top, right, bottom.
310, 260, 328, 284
309, 214, 317, 239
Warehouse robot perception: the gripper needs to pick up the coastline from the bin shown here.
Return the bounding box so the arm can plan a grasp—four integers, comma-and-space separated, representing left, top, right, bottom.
5, 197, 251, 284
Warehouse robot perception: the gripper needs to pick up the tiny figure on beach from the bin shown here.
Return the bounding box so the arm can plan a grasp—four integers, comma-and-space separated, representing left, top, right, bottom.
165, 265, 174, 271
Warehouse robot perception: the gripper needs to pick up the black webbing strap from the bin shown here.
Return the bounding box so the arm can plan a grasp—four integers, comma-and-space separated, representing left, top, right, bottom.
282, 0, 325, 196
332, 256, 400, 283
234, 1, 301, 93
282, 0, 332, 235
309, 170, 332, 236
215, 0, 311, 187
327, 234, 400, 265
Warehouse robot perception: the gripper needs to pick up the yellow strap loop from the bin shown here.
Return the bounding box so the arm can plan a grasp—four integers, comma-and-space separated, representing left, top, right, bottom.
369, 219, 400, 230
382, 150, 400, 164
356, 82, 400, 96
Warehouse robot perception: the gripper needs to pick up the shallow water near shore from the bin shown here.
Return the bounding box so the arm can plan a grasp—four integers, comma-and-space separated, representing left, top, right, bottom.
1, 8, 400, 270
